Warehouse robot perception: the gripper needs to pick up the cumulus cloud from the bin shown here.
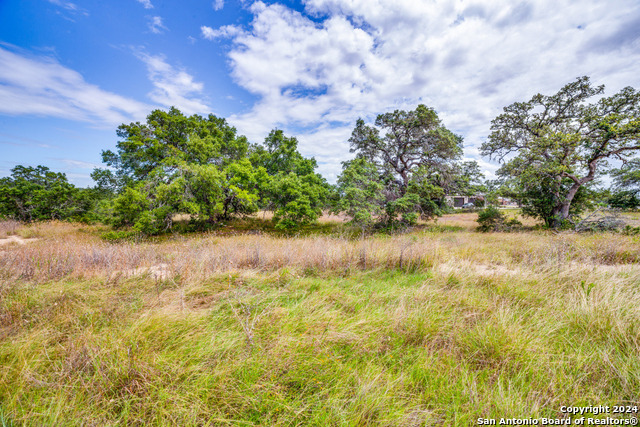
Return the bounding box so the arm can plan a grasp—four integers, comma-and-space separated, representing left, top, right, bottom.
148, 16, 167, 34
201, 25, 241, 40
135, 51, 210, 115
212, 0, 224, 11
0, 46, 150, 126
205, 0, 640, 180
136, 0, 153, 9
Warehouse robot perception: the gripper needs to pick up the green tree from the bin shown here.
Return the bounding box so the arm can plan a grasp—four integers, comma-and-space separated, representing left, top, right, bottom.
336, 104, 463, 227
268, 172, 328, 230
97, 108, 262, 233
449, 161, 485, 196
96, 107, 249, 186
607, 158, 640, 209
249, 129, 316, 177
0, 165, 93, 222
611, 158, 640, 194
499, 176, 595, 227
249, 130, 330, 229
608, 191, 640, 209
334, 158, 385, 229
482, 77, 640, 228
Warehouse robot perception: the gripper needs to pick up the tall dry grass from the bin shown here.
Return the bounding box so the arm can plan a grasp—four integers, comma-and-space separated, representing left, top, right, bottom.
0, 219, 20, 238
1, 221, 639, 284
2, 219, 640, 425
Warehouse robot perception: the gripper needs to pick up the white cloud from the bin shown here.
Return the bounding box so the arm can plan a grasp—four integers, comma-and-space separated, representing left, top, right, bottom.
47, 0, 87, 15
47, 0, 89, 20
208, 0, 640, 180
135, 51, 210, 115
0, 46, 150, 126
212, 0, 224, 11
148, 16, 167, 34
201, 25, 241, 40
136, 0, 153, 9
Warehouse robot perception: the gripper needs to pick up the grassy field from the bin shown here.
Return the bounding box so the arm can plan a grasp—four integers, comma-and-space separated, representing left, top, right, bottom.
1, 214, 640, 425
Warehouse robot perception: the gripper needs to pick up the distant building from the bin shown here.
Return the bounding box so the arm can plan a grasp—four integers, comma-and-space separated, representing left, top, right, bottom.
444, 195, 519, 208
496, 197, 519, 208
444, 195, 485, 208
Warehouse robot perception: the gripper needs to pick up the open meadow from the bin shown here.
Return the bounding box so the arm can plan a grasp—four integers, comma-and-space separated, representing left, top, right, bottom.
1, 213, 640, 425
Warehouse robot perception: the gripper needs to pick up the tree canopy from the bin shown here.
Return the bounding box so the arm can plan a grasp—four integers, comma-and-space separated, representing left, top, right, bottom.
611, 158, 640, 194
249, 130, 330, 229
609, 157, 640, 209
94, 108, 261, 233
335, 104, 465, 227
0, 165, 94, 222
481, 76, 640, 227
93, 110, 328, 233
8, 77, 640, 234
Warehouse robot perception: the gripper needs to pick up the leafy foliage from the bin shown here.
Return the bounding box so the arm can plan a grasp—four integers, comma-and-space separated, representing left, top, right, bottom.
608, 190, 640, 210
95, 108, 264, 233
499, 175, 596, 228
611, 158, 640, 196
250, 130, 330, 230
336, 105, 464, 228
268, 172, 328, 230
97, 107, 248, 186
334, 158, 385, 229
482, 76, 640, 228
476, 206, 522, 232
95, 111, 328, 233
0, 165, 95, 222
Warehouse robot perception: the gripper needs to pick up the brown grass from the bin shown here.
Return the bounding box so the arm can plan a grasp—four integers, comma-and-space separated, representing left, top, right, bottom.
2, 218, 640, 425
1, 219, 639, 286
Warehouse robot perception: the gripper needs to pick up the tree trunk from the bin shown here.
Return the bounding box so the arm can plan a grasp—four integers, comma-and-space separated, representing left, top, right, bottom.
550, 181, 584, 228
549, 206, 564, 228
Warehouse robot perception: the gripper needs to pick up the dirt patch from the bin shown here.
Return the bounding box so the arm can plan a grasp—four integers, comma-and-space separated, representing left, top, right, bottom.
567, 261, 640, 274
437, 262, 520, 277
0, 236, 39, 246
113, 263, 172, 281
189, 291, 231, 309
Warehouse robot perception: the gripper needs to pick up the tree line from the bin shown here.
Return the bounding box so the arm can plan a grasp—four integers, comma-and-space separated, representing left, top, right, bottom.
1, 76, 639, 232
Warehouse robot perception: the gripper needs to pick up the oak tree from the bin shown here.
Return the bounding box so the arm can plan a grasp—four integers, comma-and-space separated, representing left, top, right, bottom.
95, 108, 261, 233
337, 104, 463, 226
482, 77, 640, 228
249, 130, 330, 229
0, 165, 93, 222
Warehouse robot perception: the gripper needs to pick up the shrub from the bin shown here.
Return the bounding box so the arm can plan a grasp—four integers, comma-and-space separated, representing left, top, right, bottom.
476, 207, 522, 232
100, 230, 140, 242
621, 225, 640, 235
575, 216, 626, 232
608, 191, 640, 210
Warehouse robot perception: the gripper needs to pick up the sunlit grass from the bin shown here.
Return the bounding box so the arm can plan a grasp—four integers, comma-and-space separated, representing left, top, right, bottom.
1, 218, 640, 425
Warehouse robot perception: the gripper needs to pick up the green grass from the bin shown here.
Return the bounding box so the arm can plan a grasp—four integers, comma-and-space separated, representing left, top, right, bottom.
2, 268, 640, 425
2, 221, 640, 425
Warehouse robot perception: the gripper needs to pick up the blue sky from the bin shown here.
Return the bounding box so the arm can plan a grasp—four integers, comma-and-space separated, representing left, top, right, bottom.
1, 0, 640, 186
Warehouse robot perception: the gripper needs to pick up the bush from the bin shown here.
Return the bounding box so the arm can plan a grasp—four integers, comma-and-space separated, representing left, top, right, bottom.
476, 207, 522, 232
100, 230, 140, 242
608, 191, 640, 210
0, 165, 97, 222
622, 225, 640, 235
575, 216, 626, 232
